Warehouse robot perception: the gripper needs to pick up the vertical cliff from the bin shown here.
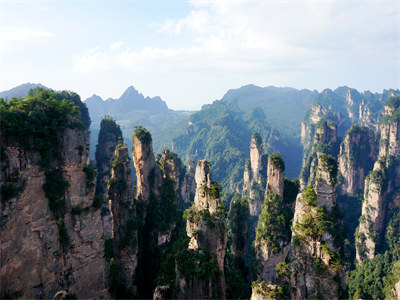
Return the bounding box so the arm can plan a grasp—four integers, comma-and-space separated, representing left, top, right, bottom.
158, 148, 196, 210
131, 127, 181, 298
108, 144, 137, 296
180, 160, 227, 299
243, 133, 267, 217
252, 154, 297, 299
95, 116, 123, 239
300, 119, 340, 189
337, 125, 378, 197
0, 90, 106, 298
356, 97, 400, 262
291, 153, 346, 300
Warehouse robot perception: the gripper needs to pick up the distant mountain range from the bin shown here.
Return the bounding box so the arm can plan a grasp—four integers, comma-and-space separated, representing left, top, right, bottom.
0, 83, 49, 99
84, 86, 170, 124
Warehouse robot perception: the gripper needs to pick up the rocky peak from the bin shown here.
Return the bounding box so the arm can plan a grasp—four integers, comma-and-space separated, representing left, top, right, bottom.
193, 160, 219, 213
356, 97, 400, 263
315, 153, 337, 210
132, 127, 161, 202
95, 116, 123, 238
250, 133, 263, 182
108, 144, 137, 296
265, 153, 285, 197
337, 125, 377, 196
0, 91, 106, 298
291, 154, 345, 299
183, 159, 227, 299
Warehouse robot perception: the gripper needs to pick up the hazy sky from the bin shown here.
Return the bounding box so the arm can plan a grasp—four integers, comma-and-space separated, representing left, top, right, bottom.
1, 0, 399, 110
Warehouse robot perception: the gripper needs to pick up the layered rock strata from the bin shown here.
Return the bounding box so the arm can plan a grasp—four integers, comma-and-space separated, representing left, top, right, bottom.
291, 154, 345, 300
108, 144, 138, 295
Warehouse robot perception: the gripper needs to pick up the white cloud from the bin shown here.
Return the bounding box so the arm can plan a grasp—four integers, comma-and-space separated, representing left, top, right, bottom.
110, 41, 123, 51
0, 27, 56, 42
73, 0, 399, 109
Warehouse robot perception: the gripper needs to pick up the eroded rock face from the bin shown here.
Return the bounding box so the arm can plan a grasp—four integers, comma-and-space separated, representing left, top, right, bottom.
337, 126, 377, 197
300, 119, 339, 189
132, 130, 161, 202
158, 149, 196, 210
109, 144, 138, 295
183, 160, 227, 299
291, 155, 345, 300
253, 154, 293, 295
0, 128, 107, 298
356, 102, 400, 262
95, 118, 123, 239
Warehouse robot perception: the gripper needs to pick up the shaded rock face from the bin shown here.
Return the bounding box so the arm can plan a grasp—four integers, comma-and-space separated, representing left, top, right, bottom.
337, 126, 377, 197
356, 103, 400, 262
252, 155, 293, 297
0, 128, 106, 298
95, 118, 123, 239
132, 131, 161, 202
184, 160, 227, 299
158, 149, 195, 210
300, 120, 339, 189
291, 155, 345, 300
109, 145, 138, 295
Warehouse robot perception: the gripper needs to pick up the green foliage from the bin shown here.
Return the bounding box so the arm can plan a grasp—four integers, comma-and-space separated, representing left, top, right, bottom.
347, 252, 393, 300
0, 184, 18, 202
93, 193, 104, 209
55, 220, 69, 246
269, 153, 285, 172
210, 182, 222, 198
108, 258, 122, 296
133, 125, 152, 145
43, 169, 69, 213
318, 153, 338, 184
275, 262, 290, 277
294, 207, 329, 240
176, 248, 219, 280
0, 89, 84, 167
368, 169, 386, 190
385, 96, 400, 109
252, 132, 262, 147
104, 238, 114, 261
228, 197, 249, 254
303, 186, 317, 206
315, 118, 327, 129
83, 165, 96, 183
71, 206, 82, 215
255, 192, 293, 253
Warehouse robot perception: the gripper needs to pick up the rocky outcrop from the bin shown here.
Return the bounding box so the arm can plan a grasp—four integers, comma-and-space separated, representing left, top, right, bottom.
180, 160, 227, 299
300, 119, 340, 189
337, 125, 377, 197
108, 144, 137, 295
132, 127, 162, 203
95, 116, 123, 239
242, 133, 268, 253
0, 93, 106, 298
356, 98, 400, 262
291, 154, 345, 300
158, 149, 196, 210
252, 154, 295, 298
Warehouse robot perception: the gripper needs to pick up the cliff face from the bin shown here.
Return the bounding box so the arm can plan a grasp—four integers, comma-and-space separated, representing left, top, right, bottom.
300, 119, 340, 189
132, 128, 162, 203
95, 117, 123, 239
108, 144, 137, 295
337, 125, 377, 197
0, 92, 106, 298
356, 99, 400, 262
158, 149, 196, 210
291, 153, 345, 300
181, 160, 227, 299
253, 154, 289, 286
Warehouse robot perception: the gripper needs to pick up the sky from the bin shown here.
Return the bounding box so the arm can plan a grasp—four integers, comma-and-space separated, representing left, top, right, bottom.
1, 0, 399, 110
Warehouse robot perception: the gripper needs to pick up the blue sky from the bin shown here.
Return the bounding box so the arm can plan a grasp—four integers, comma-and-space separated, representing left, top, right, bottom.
1, 0, 399, 110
